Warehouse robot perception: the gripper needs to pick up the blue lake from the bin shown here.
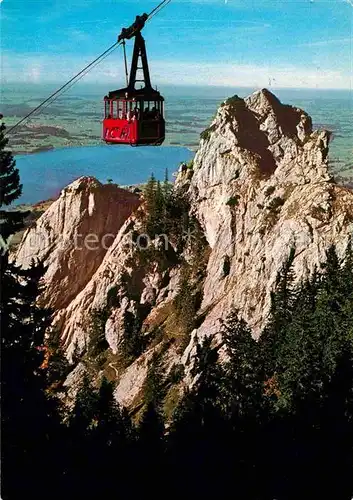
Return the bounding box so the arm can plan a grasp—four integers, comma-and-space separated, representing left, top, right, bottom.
15, 145, 194, 204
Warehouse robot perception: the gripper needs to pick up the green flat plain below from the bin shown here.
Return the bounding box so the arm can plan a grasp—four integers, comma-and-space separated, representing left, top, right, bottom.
1, 84, 352, 183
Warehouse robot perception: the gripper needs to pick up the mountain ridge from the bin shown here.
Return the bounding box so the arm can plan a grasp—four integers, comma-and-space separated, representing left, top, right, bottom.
14, 88, 353, 411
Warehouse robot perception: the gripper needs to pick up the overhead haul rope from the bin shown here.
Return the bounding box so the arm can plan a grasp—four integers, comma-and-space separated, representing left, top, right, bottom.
122, 41, 129, 86
5, 41, 120, 135
148, 0, 172, 20
38, 43, 120, 115
5, 0, 171, 136
36, 0, 171, 118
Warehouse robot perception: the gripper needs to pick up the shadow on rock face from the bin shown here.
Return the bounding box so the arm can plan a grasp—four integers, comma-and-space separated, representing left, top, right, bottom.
227, 98, 277, 176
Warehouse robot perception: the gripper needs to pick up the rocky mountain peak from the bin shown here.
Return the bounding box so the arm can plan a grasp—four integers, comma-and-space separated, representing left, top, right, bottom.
190, 89, 329, 191
179, 89, 351, 340
14, 176, 141, 311
14, 89, 353, 410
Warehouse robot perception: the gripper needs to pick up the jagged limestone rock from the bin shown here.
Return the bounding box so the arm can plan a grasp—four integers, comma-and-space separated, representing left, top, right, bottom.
15, 89, 353, 408
14, 177, 141, 311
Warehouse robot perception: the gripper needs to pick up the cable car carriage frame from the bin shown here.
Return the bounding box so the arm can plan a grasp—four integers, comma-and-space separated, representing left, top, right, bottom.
4, 2, 171, 145
103, 13, 165, 146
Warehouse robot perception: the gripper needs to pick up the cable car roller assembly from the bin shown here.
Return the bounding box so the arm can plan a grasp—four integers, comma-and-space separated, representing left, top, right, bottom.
6, 0, 172, 147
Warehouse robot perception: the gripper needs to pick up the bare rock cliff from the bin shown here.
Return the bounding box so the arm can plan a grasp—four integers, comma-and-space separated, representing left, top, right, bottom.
184, 89, 353, 344
14, 177, 141, 312
14, 89, 353, 410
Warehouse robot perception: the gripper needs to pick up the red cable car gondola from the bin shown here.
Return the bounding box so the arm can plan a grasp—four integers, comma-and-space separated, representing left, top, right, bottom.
103, 13, 165, 146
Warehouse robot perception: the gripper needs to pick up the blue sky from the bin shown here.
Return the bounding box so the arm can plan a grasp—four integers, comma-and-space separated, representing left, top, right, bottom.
1, 0, 352, 88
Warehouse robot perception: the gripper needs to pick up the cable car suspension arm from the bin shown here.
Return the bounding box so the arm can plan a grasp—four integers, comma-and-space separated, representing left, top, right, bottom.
5, 0, 171, 136
122, 41, 129, 86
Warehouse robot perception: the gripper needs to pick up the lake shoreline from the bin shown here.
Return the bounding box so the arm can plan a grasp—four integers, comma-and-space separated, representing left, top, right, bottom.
13, 144, 194, 205
12, 142, 197, 157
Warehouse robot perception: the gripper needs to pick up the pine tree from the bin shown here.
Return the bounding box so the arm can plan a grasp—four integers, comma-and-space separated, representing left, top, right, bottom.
144, 172, 157, 205
135, 353, 166, 495
69, 375, 99, 431
0, 122, 28, 244
1, 266, 62, 499
221, 312, 265, 419
144, 351, 166, 408
88, 378, 136, 498
87, 307, 110, 358
155, 179, 166, 232
162, 167, 172, 207
143, 173, 158, 237
122, 309, 145, 362
269, 246, 296, 328
260, 247, 297, 384
95, 378, 134, 442
44, 327, 71, 391
167, 244, 353, 498
0, 121, 63, 499
65, 376, 100, 497
342, 236, 353, 291
167, 337, 234, 497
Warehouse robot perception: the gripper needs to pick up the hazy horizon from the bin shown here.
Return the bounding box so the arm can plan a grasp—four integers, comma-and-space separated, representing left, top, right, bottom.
1, 0, 352, 90
2, 82, 352, 93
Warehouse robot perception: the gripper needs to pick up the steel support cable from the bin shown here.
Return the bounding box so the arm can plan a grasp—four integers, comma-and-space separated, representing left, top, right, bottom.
27, 48, 119, 120
37, 44, 120, 114
5, 0, 172, 136
5, 41, 120, 135
147, 0, 171, 19
152, 0, 172, 20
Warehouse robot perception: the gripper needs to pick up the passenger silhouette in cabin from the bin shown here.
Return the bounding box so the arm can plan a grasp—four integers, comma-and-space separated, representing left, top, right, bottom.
134, 106, 140, 120
150, 106, 158, 119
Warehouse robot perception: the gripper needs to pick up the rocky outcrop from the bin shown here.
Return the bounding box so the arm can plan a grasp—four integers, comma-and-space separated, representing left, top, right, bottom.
14, 177, 141, 311
14, 89, 353, 409
183, 89, 353, 344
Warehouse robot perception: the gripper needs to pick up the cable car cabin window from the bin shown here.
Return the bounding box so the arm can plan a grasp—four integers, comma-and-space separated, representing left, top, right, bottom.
156, 101, 162, 118
136, 101, 142, 119
141, 102, 148, 120
154, 101, 160, 114
104, 100, 109, 118
119, 100, 124, 119
128, 101, 136, 119
130, 101, 141, 120
141, 101, 161, 121
123, 101, 128, 119
107, 100, 113, 119
126, 101, 136, 120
